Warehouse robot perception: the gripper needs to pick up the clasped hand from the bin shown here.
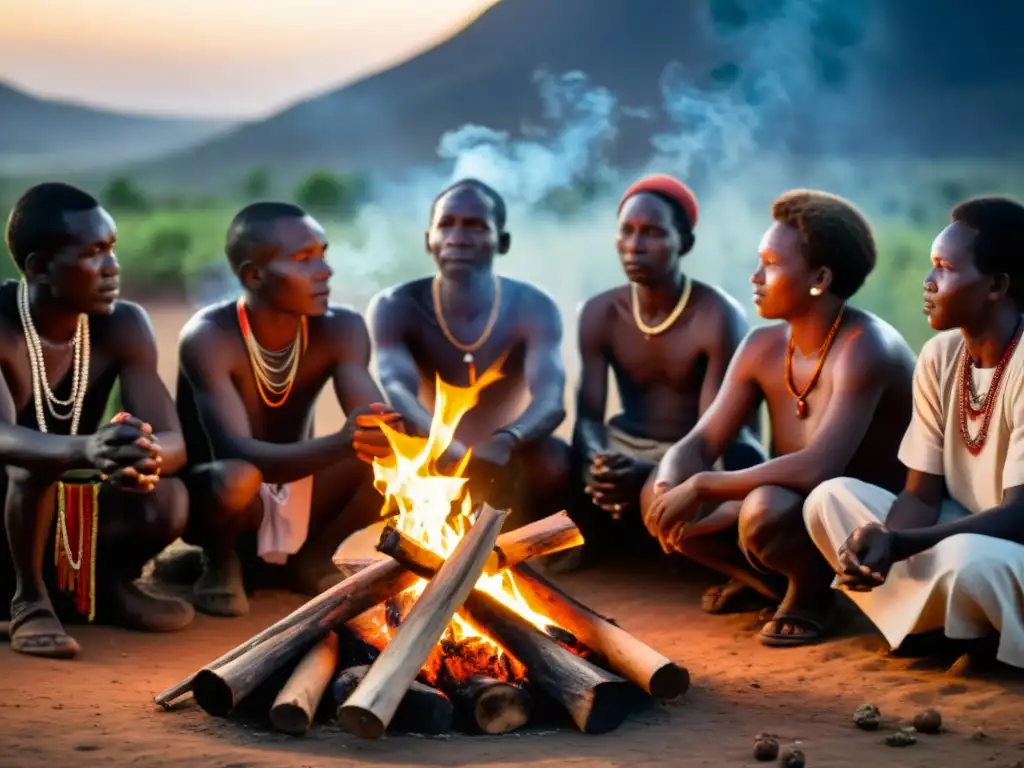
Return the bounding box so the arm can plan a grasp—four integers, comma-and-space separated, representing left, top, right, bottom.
835, 523, 894, 591
585, 452, 651, 519
86, 412, 162, 493
642, 476, 702, 553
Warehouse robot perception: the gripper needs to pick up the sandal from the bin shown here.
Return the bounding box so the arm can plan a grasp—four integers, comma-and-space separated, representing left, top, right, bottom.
9, 601, 80, 659
759, 608, 832, 647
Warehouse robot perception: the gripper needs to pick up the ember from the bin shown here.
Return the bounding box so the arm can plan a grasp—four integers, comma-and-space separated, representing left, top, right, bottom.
154, 357, 688, 740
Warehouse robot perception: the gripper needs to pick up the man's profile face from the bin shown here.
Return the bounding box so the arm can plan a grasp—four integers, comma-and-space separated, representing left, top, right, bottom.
426, 186, 503, 277
750, 222, 818, 320
250, 214, 333, 316
33, 205, 120, 316
923, 222, 991, 332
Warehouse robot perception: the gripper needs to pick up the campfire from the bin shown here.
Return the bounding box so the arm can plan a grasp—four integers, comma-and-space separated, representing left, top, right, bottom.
155, 362, 689, 738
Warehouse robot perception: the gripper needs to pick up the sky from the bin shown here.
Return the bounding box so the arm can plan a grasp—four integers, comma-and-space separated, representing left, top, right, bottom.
0, 0, 499, 119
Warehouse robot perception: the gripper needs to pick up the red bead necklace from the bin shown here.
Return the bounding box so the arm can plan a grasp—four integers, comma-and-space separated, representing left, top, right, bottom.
957, 320, 1022, 455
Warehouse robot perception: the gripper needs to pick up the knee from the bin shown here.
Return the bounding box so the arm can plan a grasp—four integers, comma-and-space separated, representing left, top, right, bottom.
803, 477, 855, 533
737, 485, 801, 556
147, 477, 189, 543
200, 460, 263, 514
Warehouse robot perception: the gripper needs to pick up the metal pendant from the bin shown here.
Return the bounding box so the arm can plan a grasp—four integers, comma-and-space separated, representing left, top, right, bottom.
463, 352, 474, 364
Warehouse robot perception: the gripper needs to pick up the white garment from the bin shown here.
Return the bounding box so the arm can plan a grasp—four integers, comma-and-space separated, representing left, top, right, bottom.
257, 476, 314, 565
804, 325, 1024, 667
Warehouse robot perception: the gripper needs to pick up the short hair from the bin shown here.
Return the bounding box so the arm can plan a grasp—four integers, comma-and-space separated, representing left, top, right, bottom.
950, 196, 1024, 305
225, 201, 307, 273
429, 178, 507, 231
4, 182, 100, 273
771, 189, 876, 300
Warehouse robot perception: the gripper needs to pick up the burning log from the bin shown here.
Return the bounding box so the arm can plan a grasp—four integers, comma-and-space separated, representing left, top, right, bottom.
379, 532, 632, 734
332, 665, 453, 735
269, 631, 340, 736
376, 510, 582, 576
337, 504, 508, 739
444, 675, 532, 735
512, 563, 689, 700
159, 559, 419, 712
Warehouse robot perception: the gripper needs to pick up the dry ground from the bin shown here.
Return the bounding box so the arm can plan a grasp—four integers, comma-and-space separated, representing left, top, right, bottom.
2, 302, 1024, 768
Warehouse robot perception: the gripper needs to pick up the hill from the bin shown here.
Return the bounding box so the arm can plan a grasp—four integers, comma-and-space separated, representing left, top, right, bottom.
134, 0, 1024, 188
0, 81, 237, 175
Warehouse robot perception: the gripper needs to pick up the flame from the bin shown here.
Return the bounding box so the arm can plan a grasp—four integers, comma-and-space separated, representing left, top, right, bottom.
370, 358, 559, 673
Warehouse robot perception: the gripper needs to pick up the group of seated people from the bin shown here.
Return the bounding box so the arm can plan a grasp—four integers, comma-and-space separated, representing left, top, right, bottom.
1, 174, 1023, 671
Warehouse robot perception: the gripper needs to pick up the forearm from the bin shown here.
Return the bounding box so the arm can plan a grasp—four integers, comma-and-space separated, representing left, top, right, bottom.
883, 491, 941, 532
0, 425, 89, 475
890, 502, 1024, 562
384, 383, 433, 438
721, 427, 766, 471
572, 416, 607, 464
153, 430, 187, 476
223, 431, 352, 485
496, 393, 565, 445
695, 451, 826, 502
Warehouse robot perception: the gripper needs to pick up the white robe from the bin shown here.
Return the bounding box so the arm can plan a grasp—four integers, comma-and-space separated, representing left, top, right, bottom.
804, 326, 1024, 667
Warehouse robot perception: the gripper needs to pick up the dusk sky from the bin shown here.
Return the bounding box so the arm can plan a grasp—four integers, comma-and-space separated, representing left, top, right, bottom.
0, 0, 499, 119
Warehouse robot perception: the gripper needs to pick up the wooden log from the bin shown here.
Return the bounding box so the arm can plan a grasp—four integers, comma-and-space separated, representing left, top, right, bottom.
155, 512, 575, 709
337, 504, 508, 739
443, 674, 532, 734
379, 533, 632, 734
376, 511, 581, 576
269, 631, 340, 736
332, 665, 453, 735
161, 559, 418, 711
513, 562, 690, 700
492, 511, 583, 570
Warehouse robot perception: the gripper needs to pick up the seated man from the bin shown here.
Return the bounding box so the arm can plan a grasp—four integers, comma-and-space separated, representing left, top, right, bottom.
172, 202, 400, 617
805, 196, 1024, 667
368, 178, 570, 530
0, 182, 193, 659
571, 174, 763, 572
643, 189, 916, 646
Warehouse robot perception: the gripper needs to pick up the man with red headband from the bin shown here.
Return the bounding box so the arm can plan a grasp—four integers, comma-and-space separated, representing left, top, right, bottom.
642, 189, 915, 647
567, 174, 764, 577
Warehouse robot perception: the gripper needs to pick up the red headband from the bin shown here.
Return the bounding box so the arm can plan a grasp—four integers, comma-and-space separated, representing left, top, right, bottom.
619, 174, 699, 228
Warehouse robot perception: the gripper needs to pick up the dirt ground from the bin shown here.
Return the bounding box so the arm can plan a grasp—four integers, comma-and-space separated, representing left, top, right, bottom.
2, 302, 1024, 768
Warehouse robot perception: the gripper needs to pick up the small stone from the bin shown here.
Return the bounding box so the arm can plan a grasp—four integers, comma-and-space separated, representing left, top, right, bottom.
753, 733, 779, 761
854, 703, 881, 731
885, 730, 918, 747
778, 748, 805, 767
971, 727, 988, 741
912, 708, 943, 734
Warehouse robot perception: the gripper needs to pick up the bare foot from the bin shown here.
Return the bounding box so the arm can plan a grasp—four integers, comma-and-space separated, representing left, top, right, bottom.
701, 580, 776, 614
194, 550, 250, 617
9, 601, 80, 659
151, 545, 203, 585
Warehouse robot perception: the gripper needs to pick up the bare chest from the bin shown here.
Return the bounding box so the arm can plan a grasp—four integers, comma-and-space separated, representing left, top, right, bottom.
606, 313, 707, 389
757, 350, 839, 454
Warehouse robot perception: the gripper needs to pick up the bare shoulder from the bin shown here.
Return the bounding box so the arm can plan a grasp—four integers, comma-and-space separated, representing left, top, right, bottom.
690, 279, 749, 337
310, 304, 370, 359
177, 301, 237, 358
578, 285, 624, 321
368, 277, 429, 315
838, 308, 916, 373
502, 276, 560, 319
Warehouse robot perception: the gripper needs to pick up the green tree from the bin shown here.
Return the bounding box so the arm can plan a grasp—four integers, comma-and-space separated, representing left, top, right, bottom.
294, 170, 365, 220
102, 176, 149, 212
241, 167, 272, 200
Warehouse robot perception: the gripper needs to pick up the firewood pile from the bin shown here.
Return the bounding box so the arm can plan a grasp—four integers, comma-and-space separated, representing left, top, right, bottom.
154, 510, 689, 739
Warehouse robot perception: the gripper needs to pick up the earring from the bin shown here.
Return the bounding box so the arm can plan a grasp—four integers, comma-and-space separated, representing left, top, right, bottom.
809, 287, 822, 297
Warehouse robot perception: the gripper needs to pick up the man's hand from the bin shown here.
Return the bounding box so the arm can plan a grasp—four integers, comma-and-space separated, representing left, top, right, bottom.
835, 523, 894, 591
342, 403, 405, 465
465, 432, 518, 509
84, 416, 154, 479
643, 475, 704, 553
585, 452, 652, 519
104, 412, 161, 493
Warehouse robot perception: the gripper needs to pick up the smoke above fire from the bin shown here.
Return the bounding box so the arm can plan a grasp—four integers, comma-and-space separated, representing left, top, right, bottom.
325, 0, 896, 346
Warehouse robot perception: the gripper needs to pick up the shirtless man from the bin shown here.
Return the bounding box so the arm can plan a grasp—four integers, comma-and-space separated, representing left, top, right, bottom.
172, 201, 400, 617
0, 182, 193, 659
805, 197, 1024, 667
643, 189, 916, 646
571, 175, 764, 573
368, 179, 570, 529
